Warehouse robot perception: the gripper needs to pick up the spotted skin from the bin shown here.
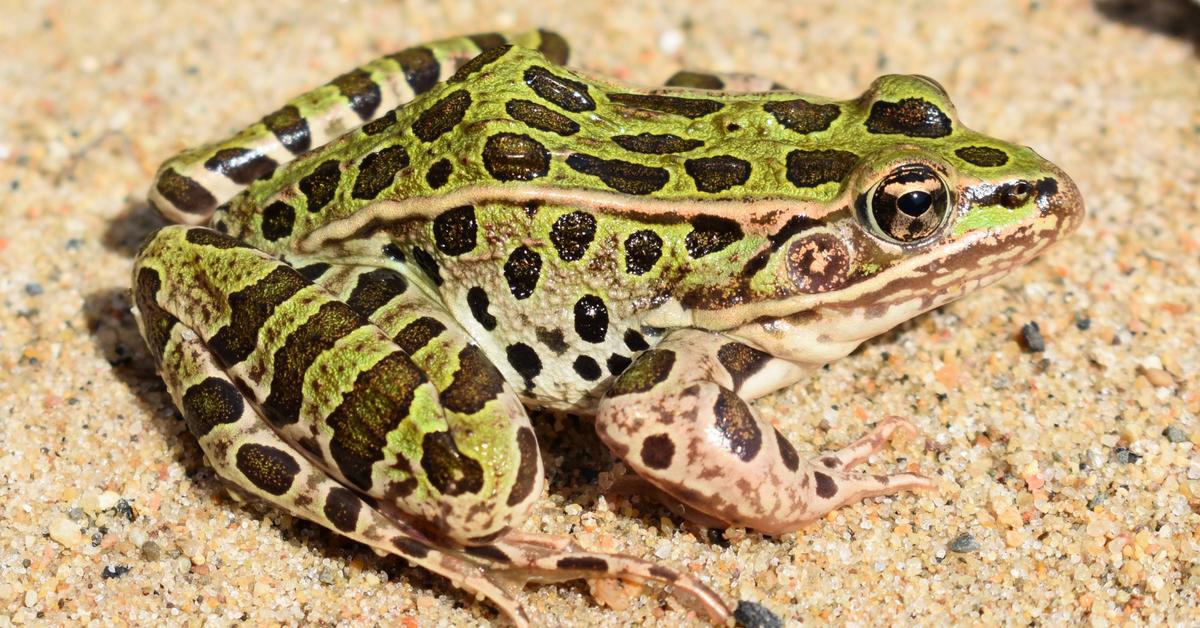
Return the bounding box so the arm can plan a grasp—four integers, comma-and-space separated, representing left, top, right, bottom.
137, 29, 1083, 627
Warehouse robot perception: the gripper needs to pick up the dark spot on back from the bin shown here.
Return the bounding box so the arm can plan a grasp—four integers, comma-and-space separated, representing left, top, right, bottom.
208, 266, 308, 366
764, 99, 840, 134
565, 152, 668, 195
412, 89, 472, 142
299, 160, 342, 212
482, 133, 551, 181
260, 201, 295, 241
345, 268, 408, 316
607, 92, 724, 118
393, 316, 446, 355
505, 99, 580, 136
332, 68, 382, 120
685, 215, 743, 258
536, 327, 568, 354
425, 158, 453, 189
441, 345, 506, 415
612, 132, 704, 155
352, 145, 410, 200
524, 65, 595, 112
181, 377, 243, 438
361, 109, 397, 136
261, 301, 362, 427
955, 146, 1009, 167
785, 149, 858, 188
865, 98, 953, 138
448, 44, 511, 83
684, 155, 752, 193
204, 147, 277, 185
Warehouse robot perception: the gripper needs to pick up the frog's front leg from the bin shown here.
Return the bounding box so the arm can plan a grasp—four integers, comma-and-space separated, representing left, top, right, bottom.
596, 329, 935, 536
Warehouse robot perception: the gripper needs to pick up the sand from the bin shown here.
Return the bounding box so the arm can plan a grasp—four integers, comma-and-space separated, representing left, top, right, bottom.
2, 0, 1198, 625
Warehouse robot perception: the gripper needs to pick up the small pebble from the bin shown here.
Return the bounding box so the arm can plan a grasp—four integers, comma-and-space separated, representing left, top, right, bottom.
318, 567, 338, 585
1074, 314, 1091, 331
1019, 322, 1045, 353
24, 283, 43, 296
1142, 368, 1174, 388
101, 565, 131, 579
1114, 448, 1141, 464
97, 491, 121, 511
113, 499, 136, 522
734, 600, 783, 628
1163, 425, 1189, 444
48, 516, 84, 547
1087, 494, 1106, 510
948, 532, 979, 553
140, 541, 161, 561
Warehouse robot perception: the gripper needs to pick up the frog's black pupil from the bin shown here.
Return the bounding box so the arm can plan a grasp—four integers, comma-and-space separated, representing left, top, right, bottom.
897, 190, 932, 217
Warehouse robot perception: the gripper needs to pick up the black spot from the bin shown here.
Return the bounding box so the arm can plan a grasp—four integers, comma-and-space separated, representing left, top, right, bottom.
565, 153, 669, 195
713, 387, 762, 462
623, 329, 649, 352
505, 99, 580, 136
181, 377, 244, 438
392, 536, 431, 559
612, 132, 704, 155
524, 65, 595, 112
503, 246, 541, 299
262, 105, 311, 154
506, 426, 540, 507
299, 160, 342, 212
775, 429, 800, 472
393, 316, 446, 355
606, 353, 632, 375
536, 327, 568, 354
154, 168, 217, 216
465, 544, 512, 563
204, 147, 277, 184
685, 215, 743, 258
764, 99, 840, 134
955, 146, 1009, 167
184, 227, 249, 249
536, 29, 570, 64
260, 201, 295, 241
608, 349, 675, 396
133, 267, 177, 362
326, 352, 424, 490
208, 266, 308, 366
295, 262, 331, 281
785, 149, 858, 188
556, 556, 609, 571
684, 155, 752, 193
323, 487, 362, 533
441, 346, 506, 415
573, 355, 602, 381
607, 92, 724, 118
482, 133, 551, 181
352, 145, 410, 200
865, 98, 953, 138
235, 443, 301, 496
412, 247, 442, 285
640, 434, 675, 470
389, 46, 440, 94
550, 211, 596, 261
448, 44, 511, 83
717, 342, 772, 391
813, 471, 838, 498
664, 70, 724, 89
345, 268, 408, 316
467, 287, 497, 330
425, 158, 452, 189
382, 243, 405, 263
624, 230, 663, 275
332, 68, 383, 120
361, 109, 397, 135
467, 32, 508, 50
412, 89, 472, 143
421, 431, 485, 496
261, 302, 362, 427
432, 205, 477, 255
573, 295, 608, 343
506, 342, 542, 388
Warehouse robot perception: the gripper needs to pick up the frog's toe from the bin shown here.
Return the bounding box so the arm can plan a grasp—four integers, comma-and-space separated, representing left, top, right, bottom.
802, 468, 937, 520
814, 416, 920, 472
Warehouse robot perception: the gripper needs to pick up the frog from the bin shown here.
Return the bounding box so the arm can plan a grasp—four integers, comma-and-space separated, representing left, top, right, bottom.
132, 29, 1083, 625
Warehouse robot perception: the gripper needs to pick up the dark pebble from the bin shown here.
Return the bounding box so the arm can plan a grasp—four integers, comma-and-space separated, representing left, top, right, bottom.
114, 499, 136, 522
1019, 322, 1045, 353
101, 565, 131, 579
1163, 425, 1189, 444
65, 238, 84, 250
707, 527, 731, 548
24, 283, 43, 296
1087, 494, 1106, 510
1074, 314, 1091, 331
734, 600, 783, 628
948, 532, 979, 553
140, 541, 162, 561
1114, 447, 1141, 464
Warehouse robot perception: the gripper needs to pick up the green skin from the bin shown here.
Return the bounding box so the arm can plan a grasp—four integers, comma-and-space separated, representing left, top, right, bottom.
134, 29, 1083, 626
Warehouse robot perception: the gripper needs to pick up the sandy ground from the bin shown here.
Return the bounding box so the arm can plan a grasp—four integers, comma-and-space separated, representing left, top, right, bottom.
2, 0, 1198, 625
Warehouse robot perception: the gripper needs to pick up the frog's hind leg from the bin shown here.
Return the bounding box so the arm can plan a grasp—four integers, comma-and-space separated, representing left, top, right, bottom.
665, 70, 786, 91
595, 329, 935, 537
149, 29, 568, 224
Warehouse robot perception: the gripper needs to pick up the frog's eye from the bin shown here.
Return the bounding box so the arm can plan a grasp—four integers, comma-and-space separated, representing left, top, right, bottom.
864, 164, 951, 244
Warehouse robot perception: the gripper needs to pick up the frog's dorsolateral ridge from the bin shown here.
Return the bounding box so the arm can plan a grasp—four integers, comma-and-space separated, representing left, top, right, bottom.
134, 29, 1083, 625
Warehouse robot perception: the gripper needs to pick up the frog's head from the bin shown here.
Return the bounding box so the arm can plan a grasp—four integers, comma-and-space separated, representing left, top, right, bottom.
743, 75, 1084, 348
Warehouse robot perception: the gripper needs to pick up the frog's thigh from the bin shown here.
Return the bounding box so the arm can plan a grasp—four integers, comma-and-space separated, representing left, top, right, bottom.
665, 69, 787, 91
133, 225, 541, 547
595, 329, 934, 536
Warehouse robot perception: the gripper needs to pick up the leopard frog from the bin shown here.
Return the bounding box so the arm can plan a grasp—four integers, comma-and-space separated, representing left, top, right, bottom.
133, 29, 1083, 625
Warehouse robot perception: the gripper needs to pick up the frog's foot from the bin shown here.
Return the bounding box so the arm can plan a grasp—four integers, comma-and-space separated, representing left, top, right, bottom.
464, 531, 731, 624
